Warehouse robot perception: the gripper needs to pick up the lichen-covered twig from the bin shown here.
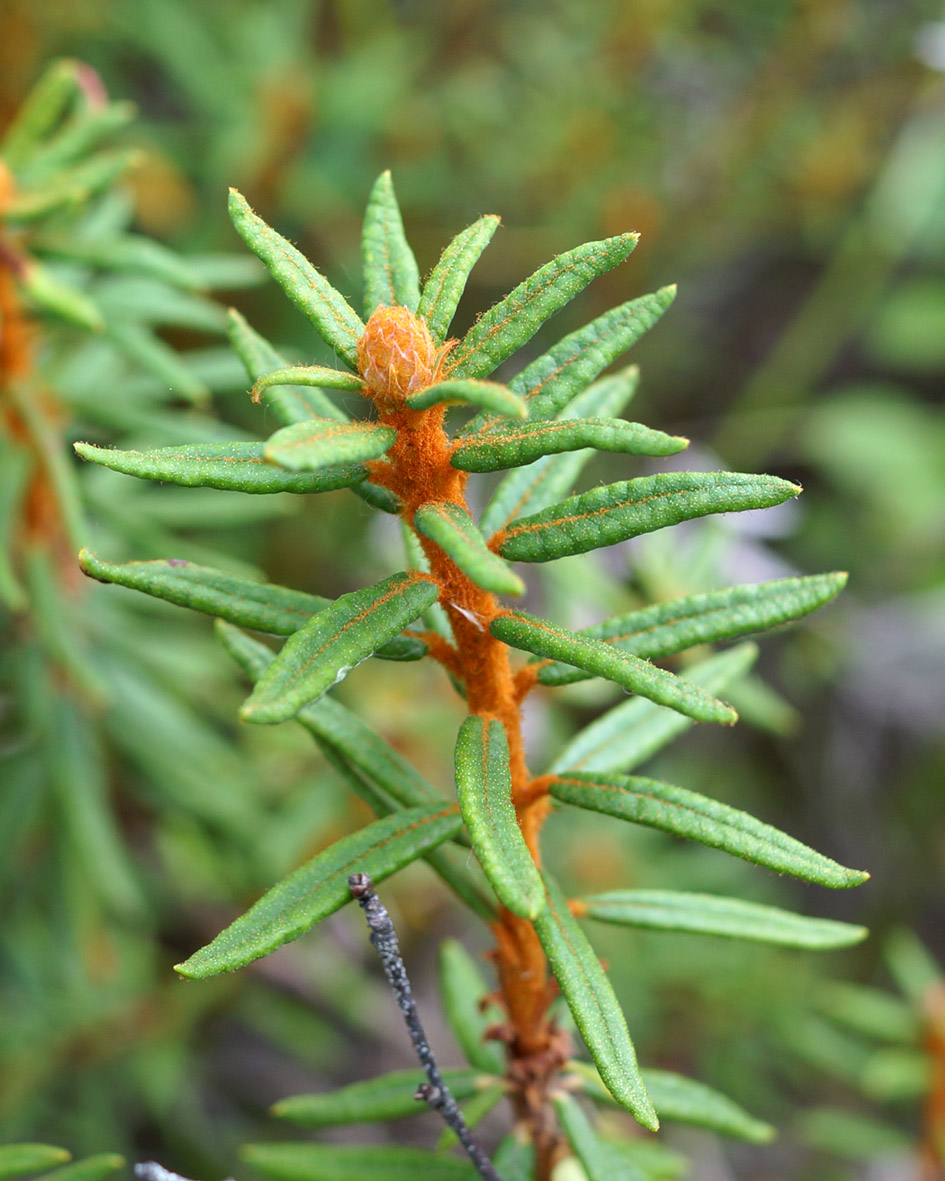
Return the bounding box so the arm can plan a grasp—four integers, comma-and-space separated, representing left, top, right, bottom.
349, 872, 503, 1181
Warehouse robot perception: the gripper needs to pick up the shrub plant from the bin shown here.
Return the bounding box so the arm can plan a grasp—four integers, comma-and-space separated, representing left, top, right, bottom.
0, 60, 298, 1155
75, 171, 870, 1179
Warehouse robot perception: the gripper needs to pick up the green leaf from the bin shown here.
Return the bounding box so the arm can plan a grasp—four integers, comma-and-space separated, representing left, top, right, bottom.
405, 378, 527, 419
438, 938, 505, 1074
216, 624, 435, 808
362, 170, 421, 314
816, 982, 921, 1044
284, 697, 439, 810
571, 1062, 775, 1143
576, 890, 867, 949
538, 572, 849, 686
21, 260, 105, 332
554, 1092, 644, 1181
513, 287, 676, 421
479, 367, 640, 537
436, 1084, 506, 1149
550, 644, 758, 775
79, 550, 331, 635
228, 189, 365, 369
272, 1068, 485, 1126
644, 1070, 775, 1143
241, 1143, 476, 1181
39, 1157, 126, 1181
0, 59, 81, 167
454, 716, 544, 919
252, 364, 363, 396
217, 624, 491, 915
548, 773, 869, 888
797, 1107, 913, 1160
74, 440, 368, 494
22, 100, 135, 178
35, 232, 203, 290
264, 418, 395, 472
414, 502, 524, 597
463, 287, 674, 439
240, 572, 439, 723
491, 612, 736, 725
6, 150, 137, 222
448, 232, 640, 380
453, 417, 686, 474
227, 309, 349, 424
0, 1146, 71, 1179
533, 871, 657, 1130
490, 1136, 535, 1181
0, 440, 30, 610
106, 320, 208, 403
418, 214, 500, 343
497, 471, 802, 563
176, 802, 461, 978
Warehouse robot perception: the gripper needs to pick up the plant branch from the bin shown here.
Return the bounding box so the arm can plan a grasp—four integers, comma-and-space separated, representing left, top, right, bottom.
349, 872, 503, 1181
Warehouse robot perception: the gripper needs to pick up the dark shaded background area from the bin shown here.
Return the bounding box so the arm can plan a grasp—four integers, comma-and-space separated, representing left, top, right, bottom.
1, 1, 944, 1178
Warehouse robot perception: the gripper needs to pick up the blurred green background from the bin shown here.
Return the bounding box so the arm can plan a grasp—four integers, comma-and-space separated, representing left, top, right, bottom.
2, 1, 944, 1177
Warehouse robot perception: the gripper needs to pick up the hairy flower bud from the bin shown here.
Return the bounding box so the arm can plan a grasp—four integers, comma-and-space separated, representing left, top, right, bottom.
357, 305, 439, 405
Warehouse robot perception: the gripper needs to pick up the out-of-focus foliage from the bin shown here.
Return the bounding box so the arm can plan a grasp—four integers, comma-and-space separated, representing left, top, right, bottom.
0, 1, 942, 1178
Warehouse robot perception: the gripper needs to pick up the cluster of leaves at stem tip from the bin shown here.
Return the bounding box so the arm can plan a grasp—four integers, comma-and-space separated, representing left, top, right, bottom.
76, 169, 868, 1179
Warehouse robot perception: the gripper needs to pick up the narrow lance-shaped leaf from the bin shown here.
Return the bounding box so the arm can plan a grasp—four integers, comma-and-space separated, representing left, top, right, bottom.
550, 644, 758, 775
454, 716, 544, 919
241, 1143, 477, 1181
0, 1146, 71, 1179
439, 938, 505, 1074
264, 419, 395, 473
553, 1093, 641, 1181
491, 611, 736, 725
80, 549, 331, 635
34, 232, 203, 290
548, 772, 869, 888
176, 802, 462, 978
23, 100, 136, 179
463, 287, 674, 438
228, 189, 365, 369
21, 260, 105, 332
479, 367, 640, 538
570, 1061, 775, 1144
75, 441, 368, 495
6, 150, 138, 222
414, 502, 524, 598
362, 170, 421, 314
533, 871, 657, 1131
453, 416, 687, 474
0, 59, 81, 167
216, 624, 435, 805
448, 232, 639, 380
498, 471, 801, 563
241, 572, 440, 724
39, 1157, 126, 1181
405, 379, 527, 419
227, 309, 349, 424
252, 365, 363, 397
273, 1068, 487, 1127
574, 890, 868, 949
216, 624, 491, 918
418, 214, 500, 343
538, 572, 849, 686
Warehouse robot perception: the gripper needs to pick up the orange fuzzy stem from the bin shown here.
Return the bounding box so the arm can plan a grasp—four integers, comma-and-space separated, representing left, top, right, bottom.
357, 306, 569, 1177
